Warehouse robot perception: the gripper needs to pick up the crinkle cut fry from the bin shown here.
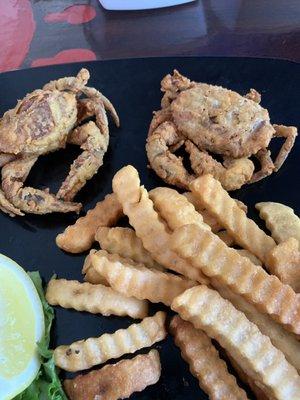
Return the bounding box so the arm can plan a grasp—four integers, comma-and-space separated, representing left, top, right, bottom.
46, 279, 148, 319
190, 175, 276, 265
170, 316, 248, 400
112, 165, 209, 284
235, 249, 262, 266
149, 187, 210, 231
183, 191, 247, 236
56, 193, 123, 253
226, 352, 273, 400
84, 250, 160, 285
211, 279, 300, 374
171, 286, 300, 400
266, 238, 300, 293
91, 250, 196, 306
82, 249, 108, 285
170, 224, 300, 334
256, 201, 300, 245
95, 226, 164, 270
54, 311, 166, 372
64, 349, 161, 400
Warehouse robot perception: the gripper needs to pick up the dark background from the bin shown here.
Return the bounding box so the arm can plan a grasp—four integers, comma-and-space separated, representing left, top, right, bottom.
0, 57, 299, 398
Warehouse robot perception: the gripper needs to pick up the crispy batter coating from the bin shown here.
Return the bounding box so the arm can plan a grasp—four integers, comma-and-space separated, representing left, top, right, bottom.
183, 191, 246, 241
186, 140, 254, 191
112, 165, 209, 284
56, 119, 109, 202
172, 285, 300, 400
171, 224, 300, 334
91, 250, 196, 306
0, 69, 119, 215
256, 201, 300, 245
226, 353, 272, 400
235, 249, 262, 266
216, 231, 235, 247
0, 188, 24, 217
54, 311, 166, 372
211, 280, 300, 373
46, 279, 148, 319
146, 121, 193, 189
171, 83, 273, 158
84, 250, 151, 284
96, 226, 164, 270
149, 187, 210, 231
82, 249, 108, 285
267, 238, 300, 293
64, 349, 161, 400
190, 175, 276, 265
1, 156, 81, 214
170, 316, 248, 400
183, 191, 247, 213
147, 70, 297, 191
56, 193, 123, 253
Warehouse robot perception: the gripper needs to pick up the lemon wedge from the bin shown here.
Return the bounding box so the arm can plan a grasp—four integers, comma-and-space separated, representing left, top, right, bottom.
0, 254, 44, 399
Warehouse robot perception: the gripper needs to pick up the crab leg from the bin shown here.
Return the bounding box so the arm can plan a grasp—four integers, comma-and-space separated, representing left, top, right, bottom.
273, 124, 297, 171
82, 87, 120, 127
148, 108, 172, 136
161, 69, 194, 108
57, 102, 110, 202
43, 69, 119, 128
185, 140, 254, 191
146, 121, 194, 189
249, 149, 275, 183
1, 156, 81, 214
0, 153, 15, 168
0, 189, 24, 217
42, 68, 90, 92
245, 88, 261, 103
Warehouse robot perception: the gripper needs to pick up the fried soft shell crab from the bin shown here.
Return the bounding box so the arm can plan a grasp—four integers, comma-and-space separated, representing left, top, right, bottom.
146, 70, 297, 190
0, 69, 119, 216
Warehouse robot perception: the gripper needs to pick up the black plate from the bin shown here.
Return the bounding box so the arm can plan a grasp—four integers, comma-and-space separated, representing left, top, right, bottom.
1, 57, 299, 399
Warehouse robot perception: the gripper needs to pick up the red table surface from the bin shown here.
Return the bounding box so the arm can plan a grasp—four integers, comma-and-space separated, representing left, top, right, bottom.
0, 0, 299, 73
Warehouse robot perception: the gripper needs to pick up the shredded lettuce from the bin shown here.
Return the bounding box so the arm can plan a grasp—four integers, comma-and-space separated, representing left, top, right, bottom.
14, 272, 67, 400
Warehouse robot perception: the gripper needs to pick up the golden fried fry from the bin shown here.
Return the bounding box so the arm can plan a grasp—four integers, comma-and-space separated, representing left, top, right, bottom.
46, 279, 148, 319
64, 349, 161, 400
200, 210, 223, 233
211, 279, 300, 373
82, 249, 108, 285
95, 226, 164, 270
267, 238, 300, 293
183, 192, 223, 232
183, 192, 247, 213
54, 311, 166, 372
171, 224, 300, 334
91, 250, 196, 306
170, 316, 248, 400
84, 250, 154, 284
235, 249, 262, 266
149, 187, 210, 231
256, 202, 300, 245
183, 191, 239, 243
190, 175, 276, 265
226, 353, 271, 400
216, 231, 235, 246
172, 285, 300, 400
112, 165, 208, 284
56, 193, 123, 253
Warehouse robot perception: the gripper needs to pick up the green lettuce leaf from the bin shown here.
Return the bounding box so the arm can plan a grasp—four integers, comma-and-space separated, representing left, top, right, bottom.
14, 272, 67, 400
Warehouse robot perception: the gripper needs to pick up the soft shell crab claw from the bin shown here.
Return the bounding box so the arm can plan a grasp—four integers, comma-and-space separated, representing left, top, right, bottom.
1, 156, 81, 215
